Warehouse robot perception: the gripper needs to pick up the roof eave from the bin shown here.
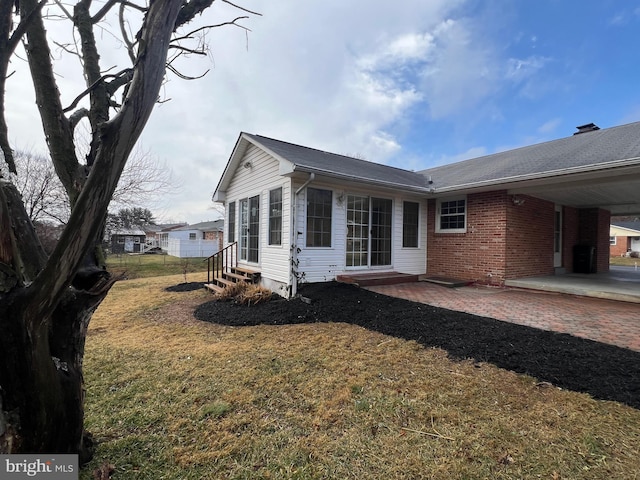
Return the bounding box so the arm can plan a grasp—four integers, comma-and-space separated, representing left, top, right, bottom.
290, 165, 430, 194
432, 157, 640, 194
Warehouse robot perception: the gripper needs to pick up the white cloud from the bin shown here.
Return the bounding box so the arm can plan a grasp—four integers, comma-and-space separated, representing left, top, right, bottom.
3, 0, 565, 223
537, 118, 562, 134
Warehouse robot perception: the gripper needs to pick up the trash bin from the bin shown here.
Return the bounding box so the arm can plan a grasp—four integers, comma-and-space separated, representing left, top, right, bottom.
573, 245, 596, 273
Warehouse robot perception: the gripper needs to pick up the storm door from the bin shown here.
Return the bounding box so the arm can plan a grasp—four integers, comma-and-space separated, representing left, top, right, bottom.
346, 195, 392, 268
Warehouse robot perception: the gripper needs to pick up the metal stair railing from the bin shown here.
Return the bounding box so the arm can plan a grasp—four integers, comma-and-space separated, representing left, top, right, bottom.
206, 242, 237, 285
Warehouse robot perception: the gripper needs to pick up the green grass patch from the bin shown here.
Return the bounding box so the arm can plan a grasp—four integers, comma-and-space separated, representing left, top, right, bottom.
106, 253, 209, 279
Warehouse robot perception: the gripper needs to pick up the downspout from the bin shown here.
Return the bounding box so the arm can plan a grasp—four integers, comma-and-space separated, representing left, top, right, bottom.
290, 173, 315, 297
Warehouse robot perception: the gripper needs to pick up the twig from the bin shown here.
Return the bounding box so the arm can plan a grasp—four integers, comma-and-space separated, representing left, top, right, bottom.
400, 427, 454, 441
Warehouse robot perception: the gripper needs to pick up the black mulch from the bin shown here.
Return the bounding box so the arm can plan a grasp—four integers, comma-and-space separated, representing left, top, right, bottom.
190, 281, 640, 409
165, 282, 205, 292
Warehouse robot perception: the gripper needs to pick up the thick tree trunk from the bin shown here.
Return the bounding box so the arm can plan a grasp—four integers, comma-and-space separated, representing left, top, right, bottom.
0, 181, 113, 461
1, 0, 184, 460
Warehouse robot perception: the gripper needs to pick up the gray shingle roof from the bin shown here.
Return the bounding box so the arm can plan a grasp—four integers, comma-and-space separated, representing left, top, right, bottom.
245, 133, 430, 191
418, 121, 640, 191
612, 221, 640, 232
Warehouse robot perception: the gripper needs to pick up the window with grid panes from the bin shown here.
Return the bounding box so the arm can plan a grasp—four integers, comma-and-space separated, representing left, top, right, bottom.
269, 187, 283, 245
306, 187, 332, 247
436, 197, 466, 233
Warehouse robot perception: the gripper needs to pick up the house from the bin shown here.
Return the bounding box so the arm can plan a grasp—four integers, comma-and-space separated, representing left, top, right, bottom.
212, 121, 640, 298
110, 228, 146, 254
610, 221, 640, 256
154, 223, 188, 251
162, 220, 224, 258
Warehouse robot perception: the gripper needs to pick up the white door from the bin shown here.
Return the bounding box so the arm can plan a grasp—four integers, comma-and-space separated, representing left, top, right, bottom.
554, 205, 563, 268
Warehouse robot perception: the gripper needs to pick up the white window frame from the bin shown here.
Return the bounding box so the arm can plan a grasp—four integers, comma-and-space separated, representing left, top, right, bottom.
305, 187, 333, 248
610, 236, 617, 245
435, 196, 467, 234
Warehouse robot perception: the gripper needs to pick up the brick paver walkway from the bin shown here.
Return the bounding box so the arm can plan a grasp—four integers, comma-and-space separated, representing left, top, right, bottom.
366, 282, 640, 352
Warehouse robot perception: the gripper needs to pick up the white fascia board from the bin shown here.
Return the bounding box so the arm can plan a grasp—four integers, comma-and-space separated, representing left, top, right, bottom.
289, 165, 430, 194
211, 133, 252, 201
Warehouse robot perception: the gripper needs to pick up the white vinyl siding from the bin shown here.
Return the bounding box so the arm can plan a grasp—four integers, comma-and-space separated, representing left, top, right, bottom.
224, 145, 291, 288
294, 182, 426, 283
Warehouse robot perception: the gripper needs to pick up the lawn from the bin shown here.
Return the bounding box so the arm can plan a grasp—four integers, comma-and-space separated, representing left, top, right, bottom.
610, 256, 640, 267
105, 253, 209, 279
81, 272, 640, 479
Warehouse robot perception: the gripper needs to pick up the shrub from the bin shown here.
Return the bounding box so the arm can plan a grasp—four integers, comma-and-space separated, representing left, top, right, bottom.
631, 251, 640, 258
217, 281, 272, 305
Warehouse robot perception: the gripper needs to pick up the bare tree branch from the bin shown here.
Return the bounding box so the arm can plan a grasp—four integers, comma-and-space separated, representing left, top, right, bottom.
222, 0, 262, 17
62, 68, 131, 113
119, 2, 136, 64
0, 0, 48, 174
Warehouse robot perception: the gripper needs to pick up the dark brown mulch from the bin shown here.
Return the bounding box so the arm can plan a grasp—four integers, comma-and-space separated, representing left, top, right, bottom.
165, 282, 204, 292
192, 281, 640, 409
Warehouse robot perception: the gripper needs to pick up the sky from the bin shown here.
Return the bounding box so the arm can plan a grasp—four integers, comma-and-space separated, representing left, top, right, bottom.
6, 0, 640, 224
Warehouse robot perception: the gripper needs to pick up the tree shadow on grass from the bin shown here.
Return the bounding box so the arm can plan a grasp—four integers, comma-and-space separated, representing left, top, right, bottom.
193, 281, 640, 409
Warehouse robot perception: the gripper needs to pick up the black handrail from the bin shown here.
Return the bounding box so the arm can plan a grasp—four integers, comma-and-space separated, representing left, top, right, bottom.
205, 242, 237, 284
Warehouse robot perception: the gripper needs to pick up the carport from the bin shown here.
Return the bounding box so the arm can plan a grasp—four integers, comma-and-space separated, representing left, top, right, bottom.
506, 266, 640, 304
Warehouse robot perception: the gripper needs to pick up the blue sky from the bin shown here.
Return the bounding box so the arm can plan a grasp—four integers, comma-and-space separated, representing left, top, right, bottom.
6, 0, 640, 223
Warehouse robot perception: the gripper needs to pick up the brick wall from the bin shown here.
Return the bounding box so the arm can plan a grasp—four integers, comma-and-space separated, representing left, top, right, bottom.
427, 191, 509, 285
205, 231, 224, 252
505, 195, 556, 278
610, 236, 629, 257
426, 192, 612, 280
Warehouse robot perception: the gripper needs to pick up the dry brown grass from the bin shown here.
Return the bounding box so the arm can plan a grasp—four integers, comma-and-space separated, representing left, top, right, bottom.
215, 281, 272, 305
81, 273, 640, 479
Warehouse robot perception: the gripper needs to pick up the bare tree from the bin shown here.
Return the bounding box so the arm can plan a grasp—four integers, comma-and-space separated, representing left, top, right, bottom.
9, 145, 180, 225
0, 0, 257, 460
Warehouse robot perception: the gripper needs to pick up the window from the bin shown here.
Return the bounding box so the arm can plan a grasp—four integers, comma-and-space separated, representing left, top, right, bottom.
306, 187, 332, 247
402, 201, 419, 247
228, 201, 236, 243
610, 236, 617, 245
189, 233, 196, 240
436, 197, 466, 233
248, 195, 260, 262
269, 187, 283, 245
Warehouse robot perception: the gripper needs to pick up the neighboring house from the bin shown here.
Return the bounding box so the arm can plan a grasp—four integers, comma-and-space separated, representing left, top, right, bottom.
110, 228, 146, 254
164, 220, 224, 258
610, 221, 640, 256
213, 121, 640, 298
155, 223, 188, 251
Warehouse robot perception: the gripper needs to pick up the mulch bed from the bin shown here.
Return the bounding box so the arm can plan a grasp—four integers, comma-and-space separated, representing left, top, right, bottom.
191, 281, 640, 409
165, 282, 205, 292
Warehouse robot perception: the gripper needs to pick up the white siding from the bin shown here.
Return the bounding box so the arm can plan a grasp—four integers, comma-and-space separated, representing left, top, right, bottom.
219, 144, 428, 296
167, 238, 218, 258
294, 182, 427, 283
223, 145, 293, 296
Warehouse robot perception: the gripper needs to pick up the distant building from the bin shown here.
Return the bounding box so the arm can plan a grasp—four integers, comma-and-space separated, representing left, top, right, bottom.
110, 228, 146, 253
159, 220, 224, 258
610, 221, 640, 256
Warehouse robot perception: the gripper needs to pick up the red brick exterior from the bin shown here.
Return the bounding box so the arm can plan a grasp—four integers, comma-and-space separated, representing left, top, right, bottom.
610, 235, 630, 257
426, 191, 611, 284
205, 231, 224, 252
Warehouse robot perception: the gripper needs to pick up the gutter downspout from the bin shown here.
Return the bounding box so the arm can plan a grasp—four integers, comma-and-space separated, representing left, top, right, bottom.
290, 173, 315, 297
